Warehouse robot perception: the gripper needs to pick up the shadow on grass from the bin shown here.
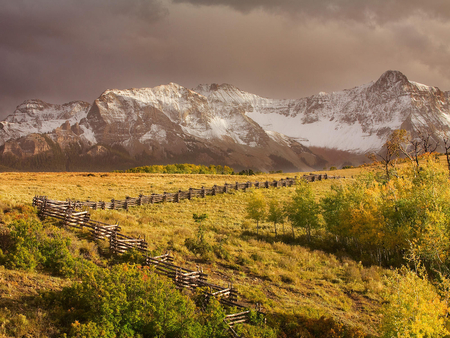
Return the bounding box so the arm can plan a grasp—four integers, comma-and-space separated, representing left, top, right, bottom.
239, 229, 404, 268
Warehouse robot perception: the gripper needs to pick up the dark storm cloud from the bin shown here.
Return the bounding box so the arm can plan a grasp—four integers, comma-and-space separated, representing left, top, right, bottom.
172, 0, 450, 23
0, 0, 168, 117
1, 0, 450, 121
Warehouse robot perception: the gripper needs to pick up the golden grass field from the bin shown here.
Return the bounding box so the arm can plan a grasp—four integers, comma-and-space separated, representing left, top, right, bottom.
0, 167, 364, 204
0, 164, 388, 335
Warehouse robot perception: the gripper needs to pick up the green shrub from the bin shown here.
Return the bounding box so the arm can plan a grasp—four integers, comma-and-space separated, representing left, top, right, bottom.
213, 244, 230, 261
5, 219, 44, 271
53, 264, 228, 338
111, 247, 146, 266
185, 224, 213, 259
3, 218, 95, 277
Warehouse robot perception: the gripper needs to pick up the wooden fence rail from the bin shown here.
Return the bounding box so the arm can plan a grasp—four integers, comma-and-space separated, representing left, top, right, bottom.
58, 173, 341, 212
32, 196, 257, 336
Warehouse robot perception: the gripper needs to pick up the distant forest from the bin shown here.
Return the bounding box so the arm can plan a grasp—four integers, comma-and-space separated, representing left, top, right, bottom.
117, 163, 235, 175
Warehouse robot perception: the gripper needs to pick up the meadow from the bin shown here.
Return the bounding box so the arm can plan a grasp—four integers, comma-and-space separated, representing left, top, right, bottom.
1, 158, 448, 337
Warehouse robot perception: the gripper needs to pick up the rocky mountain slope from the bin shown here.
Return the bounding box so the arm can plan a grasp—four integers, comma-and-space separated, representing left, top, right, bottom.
1, 70, 449, 171
0, 86, 322, 172
197, 71, 450, 153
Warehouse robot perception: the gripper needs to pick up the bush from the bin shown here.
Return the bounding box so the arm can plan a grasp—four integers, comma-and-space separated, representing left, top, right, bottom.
3, 218, 95, 277
53, 264, 228, 338
185, 224, 213, 259
110, 247, 146, 265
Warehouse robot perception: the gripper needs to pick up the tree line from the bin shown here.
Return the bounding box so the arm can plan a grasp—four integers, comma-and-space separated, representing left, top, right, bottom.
116, 163, 235, 175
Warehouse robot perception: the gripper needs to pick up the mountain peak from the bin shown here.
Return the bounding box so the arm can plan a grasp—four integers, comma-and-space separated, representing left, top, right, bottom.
15, 99, 52, 112
374, 70, 410, 89
193, 83, 243, 96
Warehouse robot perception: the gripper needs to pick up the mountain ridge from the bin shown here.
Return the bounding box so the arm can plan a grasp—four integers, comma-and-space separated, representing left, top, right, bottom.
1, 70, 449, 171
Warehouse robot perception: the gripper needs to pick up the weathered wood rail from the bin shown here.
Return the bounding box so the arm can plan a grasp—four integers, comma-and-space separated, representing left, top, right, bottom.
60, 173, 341, 212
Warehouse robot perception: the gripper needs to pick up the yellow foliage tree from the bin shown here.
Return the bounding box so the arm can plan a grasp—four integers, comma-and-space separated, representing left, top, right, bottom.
245, 190, 267, 235
322, 155, 450, 266
381, 266, 449, 338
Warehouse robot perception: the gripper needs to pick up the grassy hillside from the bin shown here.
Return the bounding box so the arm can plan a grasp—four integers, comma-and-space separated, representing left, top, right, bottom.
1, 158, 449, 337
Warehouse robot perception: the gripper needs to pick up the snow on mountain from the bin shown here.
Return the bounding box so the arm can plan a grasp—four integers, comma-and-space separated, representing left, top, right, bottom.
86, 83, 272, 148
1, 70, 450, 171
0, 99, 92, 146
197, 71, 450, 154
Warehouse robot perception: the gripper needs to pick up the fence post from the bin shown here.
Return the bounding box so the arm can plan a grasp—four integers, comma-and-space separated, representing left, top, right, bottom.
64, 208, 72, 228
81, 212, 90, 228
110, 231, 116, 255
235, 182, 239, 191
201, 187, 206, 198
188, 188, 192, 200
42, 196, 47, 211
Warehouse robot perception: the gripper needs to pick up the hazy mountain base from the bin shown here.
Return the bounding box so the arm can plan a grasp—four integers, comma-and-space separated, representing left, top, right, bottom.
0, 134, 327, 172
308, 147, 370, 169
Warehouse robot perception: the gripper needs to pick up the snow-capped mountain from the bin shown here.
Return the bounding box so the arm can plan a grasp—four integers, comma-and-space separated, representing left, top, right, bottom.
0, 99, 91, 142
1, 70, 449, 171
196, 71, 450, 154
0, 85, 323, 171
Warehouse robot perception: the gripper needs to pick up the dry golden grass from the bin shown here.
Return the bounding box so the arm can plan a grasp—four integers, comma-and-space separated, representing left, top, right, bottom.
0, 171, 298, 204
7, 161, 439, 335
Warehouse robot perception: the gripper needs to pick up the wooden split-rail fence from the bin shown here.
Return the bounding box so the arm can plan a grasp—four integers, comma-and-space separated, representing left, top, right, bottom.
32, 174, 342, 337
32, 196, 261, 337
55, 173, 340, 212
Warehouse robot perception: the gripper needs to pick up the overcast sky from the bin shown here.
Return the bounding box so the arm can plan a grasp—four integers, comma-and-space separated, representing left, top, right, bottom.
1, 0, 450, 119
